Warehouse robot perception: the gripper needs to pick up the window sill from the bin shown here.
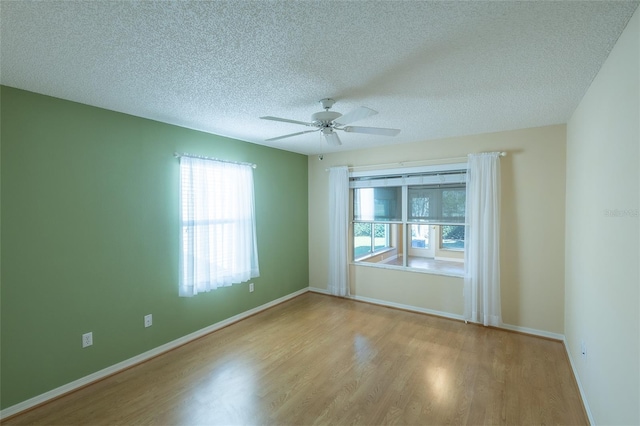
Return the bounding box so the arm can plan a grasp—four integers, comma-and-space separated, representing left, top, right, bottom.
354, 247, 395, 263
434, 256, 464, 263
351, 261, 464, 279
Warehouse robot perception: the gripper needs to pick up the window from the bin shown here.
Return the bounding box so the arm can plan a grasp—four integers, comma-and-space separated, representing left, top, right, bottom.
352, 187, 399, 259
353, 223, 391, 259
179, 155, 259, 297
350, 164, 466, 275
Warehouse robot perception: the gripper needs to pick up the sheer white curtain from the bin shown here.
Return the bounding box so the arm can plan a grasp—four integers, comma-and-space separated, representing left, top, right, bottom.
179, 156, 259, 297
328, 166, 349, 296
464, 152, 501, 326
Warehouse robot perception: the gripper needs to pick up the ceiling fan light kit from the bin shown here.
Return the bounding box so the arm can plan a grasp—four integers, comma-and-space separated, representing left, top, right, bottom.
260, 98, 400, 146
312, 110, 341, 126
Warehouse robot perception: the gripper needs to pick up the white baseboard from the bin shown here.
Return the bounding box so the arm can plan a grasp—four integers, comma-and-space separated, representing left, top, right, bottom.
308, 286, 464, 321
308, 286, 331, 295
0, 287, 309, 420
499, 322, 565, 341
309, 287, 568, 341
351, 294, 466, 321
563, 338, 595, 425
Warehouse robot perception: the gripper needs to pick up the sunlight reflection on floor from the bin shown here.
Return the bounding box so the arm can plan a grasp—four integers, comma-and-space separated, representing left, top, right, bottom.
183, 356, 261, 424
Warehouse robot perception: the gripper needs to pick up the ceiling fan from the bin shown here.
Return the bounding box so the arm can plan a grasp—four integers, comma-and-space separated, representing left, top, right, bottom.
260, 98, 400, 146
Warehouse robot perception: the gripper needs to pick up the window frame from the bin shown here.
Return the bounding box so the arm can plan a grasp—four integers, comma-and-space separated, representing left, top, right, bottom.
179, 156, 259, 297
349, 163, 467, 277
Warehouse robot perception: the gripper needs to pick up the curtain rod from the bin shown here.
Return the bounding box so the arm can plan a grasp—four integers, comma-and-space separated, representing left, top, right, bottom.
325, 151, 506, 172
174, 152, 257, 169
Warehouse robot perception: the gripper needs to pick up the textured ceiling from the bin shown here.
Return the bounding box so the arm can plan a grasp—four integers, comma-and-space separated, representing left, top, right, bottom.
1, 1, 638, 155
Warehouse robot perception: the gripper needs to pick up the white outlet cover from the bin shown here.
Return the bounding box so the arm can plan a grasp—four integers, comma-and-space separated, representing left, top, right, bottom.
82, 332, 93, 348
144, 314, 152, 328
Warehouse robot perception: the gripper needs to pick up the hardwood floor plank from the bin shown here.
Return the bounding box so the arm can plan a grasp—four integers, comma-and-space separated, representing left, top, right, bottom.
4, 293, 588, 425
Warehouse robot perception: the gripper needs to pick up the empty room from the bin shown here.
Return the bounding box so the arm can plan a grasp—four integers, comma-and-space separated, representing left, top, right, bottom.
1, 1, 638, 425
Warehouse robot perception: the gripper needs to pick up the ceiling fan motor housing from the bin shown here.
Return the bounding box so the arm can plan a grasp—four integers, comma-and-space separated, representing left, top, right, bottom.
261, 97, 398, 144
312, 110, 341, 126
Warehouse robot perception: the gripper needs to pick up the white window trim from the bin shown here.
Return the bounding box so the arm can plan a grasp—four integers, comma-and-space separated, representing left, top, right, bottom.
349, 163, 468, 179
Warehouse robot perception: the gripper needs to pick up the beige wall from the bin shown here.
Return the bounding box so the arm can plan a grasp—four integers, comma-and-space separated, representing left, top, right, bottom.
309, 124, 566, 333
565, 7, 639, 425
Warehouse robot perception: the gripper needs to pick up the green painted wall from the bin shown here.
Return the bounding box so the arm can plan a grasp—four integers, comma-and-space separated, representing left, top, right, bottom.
0, 86, 309, 410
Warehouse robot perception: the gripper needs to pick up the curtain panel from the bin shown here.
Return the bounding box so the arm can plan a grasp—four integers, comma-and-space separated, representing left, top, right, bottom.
328, 166, 350, 296
179, 156, 259, 297
464, 152, 501, 326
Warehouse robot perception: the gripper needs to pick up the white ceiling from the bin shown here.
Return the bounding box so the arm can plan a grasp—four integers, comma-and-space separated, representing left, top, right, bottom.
1, 1, 638, 155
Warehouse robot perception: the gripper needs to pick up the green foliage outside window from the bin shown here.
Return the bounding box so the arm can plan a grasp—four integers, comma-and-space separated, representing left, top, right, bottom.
442, 225, 464, 240
353, 223, 389, 258
441, 225, 465, 249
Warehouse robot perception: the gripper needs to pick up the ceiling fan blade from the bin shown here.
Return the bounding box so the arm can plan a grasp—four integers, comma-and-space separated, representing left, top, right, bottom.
343, 126, 401, 136
323, 131, 342, 146
265, 129, 318, 142
260, 116, 314, 127
333, 106, 378, 126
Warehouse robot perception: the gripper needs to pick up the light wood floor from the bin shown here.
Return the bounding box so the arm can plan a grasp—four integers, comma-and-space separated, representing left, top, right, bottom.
5, 293, 587, 425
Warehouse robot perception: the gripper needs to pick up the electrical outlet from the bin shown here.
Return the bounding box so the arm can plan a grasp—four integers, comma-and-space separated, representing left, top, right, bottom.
249, 283, 254, 293
82, 332, 93, 348
144, 314, 152, 328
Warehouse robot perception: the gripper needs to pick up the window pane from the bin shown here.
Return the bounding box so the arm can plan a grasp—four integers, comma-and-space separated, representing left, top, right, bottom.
408, 187, 437, 221
373, 224, 389, 251
408, 185, 466, 223
410, 224, 430, 249
354, 223, 373, 258
354, 223, 398, 264
442, 189, 466, 223
441, 225, 465, 249
354, 187, 402, 221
